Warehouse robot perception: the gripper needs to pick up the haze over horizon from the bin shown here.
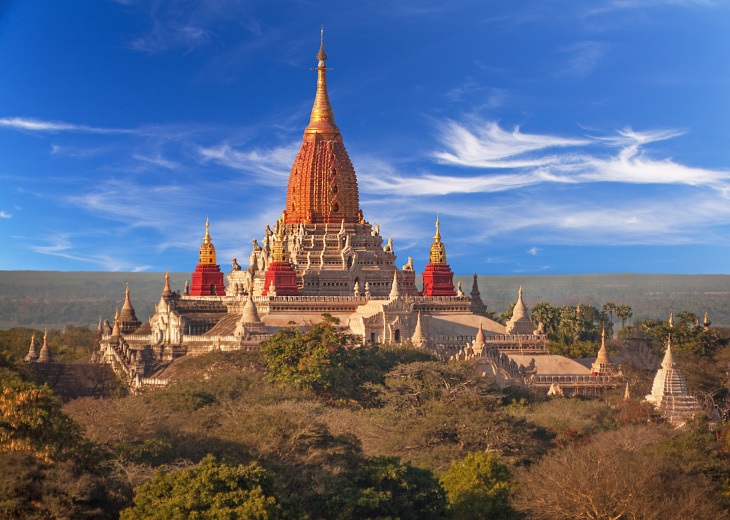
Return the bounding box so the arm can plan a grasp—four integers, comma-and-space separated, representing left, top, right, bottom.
1, 1, 729, 275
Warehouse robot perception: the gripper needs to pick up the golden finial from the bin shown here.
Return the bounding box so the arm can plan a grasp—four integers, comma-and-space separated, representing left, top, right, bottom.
165, 267, 169, 281
519, 284, 523, 298
704, 308, 710, 325
429, 214, 447, 265
602, 324, 606, 342
199, 217, 217, 264
669, 310, 674, 328
317, 25, 327, 62
114, 307, 119, 320
126, 282, 130, 296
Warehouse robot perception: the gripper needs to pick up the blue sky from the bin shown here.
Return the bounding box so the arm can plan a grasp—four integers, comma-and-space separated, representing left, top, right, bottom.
1, 0, 729, 275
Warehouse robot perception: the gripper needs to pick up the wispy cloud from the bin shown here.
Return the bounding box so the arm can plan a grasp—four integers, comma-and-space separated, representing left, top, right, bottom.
197, 142, 299, 184
132, 153, 180, 170
528, 247, 538, 255
426, 120, 730, 194
0, 117, 133, 134
556, 41, 609, 79
434, 120, 590, 168
31, 234, 134, 271
0, 211, 11, 218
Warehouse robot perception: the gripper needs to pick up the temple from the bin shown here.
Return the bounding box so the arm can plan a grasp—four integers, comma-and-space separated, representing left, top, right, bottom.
91, 33, 631, 396
645, 334, 699, 425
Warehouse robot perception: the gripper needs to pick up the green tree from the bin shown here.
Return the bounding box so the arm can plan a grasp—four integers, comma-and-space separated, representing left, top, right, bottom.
333, 455, 448, 520
121, 455, 287, 520
642, 312, 718, 356
440, 451, 512, 520
262, 314, 361, 398
616, 303, 633, 330
530, 302, 557, 333
0, 379, 86, 462
499, 302, 516, 324
602, 301, 617, 328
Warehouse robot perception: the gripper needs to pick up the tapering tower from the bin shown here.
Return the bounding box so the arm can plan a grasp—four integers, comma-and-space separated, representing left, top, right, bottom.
645, 334, 699, 424
190, 218, 226, 296
119, 283, 142, 333
591, 326, 616, 375
25, 333, 38, 362
470, 271, 488, 316
233, 31, 417, 298
421, 216, 456, 297
284, 28, 359, 225
506, 285, 536, 335
37, 329, 53, 363
262, 214, 300, 296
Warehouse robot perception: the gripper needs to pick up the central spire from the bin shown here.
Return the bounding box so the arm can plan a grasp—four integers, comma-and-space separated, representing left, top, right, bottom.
284, 28, 361, 224
305, 26, 340, 138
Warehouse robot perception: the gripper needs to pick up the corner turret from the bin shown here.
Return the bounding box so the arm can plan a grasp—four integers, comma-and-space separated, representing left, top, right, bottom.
421, 215, 456, 297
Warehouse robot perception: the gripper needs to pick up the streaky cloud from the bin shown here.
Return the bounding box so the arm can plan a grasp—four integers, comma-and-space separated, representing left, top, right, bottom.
434, 120, 590, 167
197, 142, 299, 184
0, 117, 134, 134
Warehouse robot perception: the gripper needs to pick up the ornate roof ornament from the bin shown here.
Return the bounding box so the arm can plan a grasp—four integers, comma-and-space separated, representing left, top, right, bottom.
668, 310, 674, 328
199, 217, 217, 265
162, 268, 173, 298
389, 270, 401, 299
272, 213, 289, 263
429, 214, 447, 265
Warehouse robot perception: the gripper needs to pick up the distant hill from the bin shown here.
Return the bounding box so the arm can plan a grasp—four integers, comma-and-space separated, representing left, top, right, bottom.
454, 273, 730, 326
1, 271, 728, 329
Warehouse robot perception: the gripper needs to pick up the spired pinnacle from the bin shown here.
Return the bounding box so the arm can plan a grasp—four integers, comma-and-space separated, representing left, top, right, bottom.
317, 25, 327, 62
305, 26, 339, 138
389, 270, 401, 299
662, 334, 677, 369
429, 214, 447, 265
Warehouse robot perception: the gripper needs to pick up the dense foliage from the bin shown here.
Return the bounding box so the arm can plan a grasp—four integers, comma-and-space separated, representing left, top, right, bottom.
4, 314, 730, 518
121, 455, 288, 520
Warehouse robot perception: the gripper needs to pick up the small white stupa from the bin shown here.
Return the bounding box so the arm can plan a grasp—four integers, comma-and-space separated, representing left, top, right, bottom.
645, 334, 699, 425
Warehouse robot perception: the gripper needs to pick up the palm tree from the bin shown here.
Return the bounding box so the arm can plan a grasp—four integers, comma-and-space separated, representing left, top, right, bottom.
602, 302, 617, 327
616, 304, 633, 330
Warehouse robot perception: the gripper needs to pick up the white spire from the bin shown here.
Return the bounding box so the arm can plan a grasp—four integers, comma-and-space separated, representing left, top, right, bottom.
389, 270, 400, 299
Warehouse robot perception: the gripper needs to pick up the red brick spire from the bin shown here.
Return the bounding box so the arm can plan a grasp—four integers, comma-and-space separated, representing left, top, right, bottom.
284, 29, 360, 224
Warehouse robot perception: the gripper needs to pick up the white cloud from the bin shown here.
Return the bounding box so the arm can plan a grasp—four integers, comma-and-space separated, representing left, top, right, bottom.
425, 120, 730, 194
0, 211, 11, 218
132, 153, 180, 170
434, 120, 590, 168
556, 41, 609, 79
197, 142, 299, 184
0, 117, 132, 134
528, 247, 538, 255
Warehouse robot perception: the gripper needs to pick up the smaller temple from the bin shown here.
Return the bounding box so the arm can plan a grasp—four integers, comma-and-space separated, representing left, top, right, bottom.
262, 215, 300, 296
470, 272, 488, 316
591, 326, 617, 375
190, 218, 226, 296
119, 283, 142, 333
37, 330, 52, 363
506, 286, 535, 335
645, 334, 699, 425
25, 333, 38, 362
421, 216, 456, 297
704, 309, 711, 330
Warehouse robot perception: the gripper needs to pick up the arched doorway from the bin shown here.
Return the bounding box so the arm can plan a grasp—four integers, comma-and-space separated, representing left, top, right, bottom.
394, 329, 401, 343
